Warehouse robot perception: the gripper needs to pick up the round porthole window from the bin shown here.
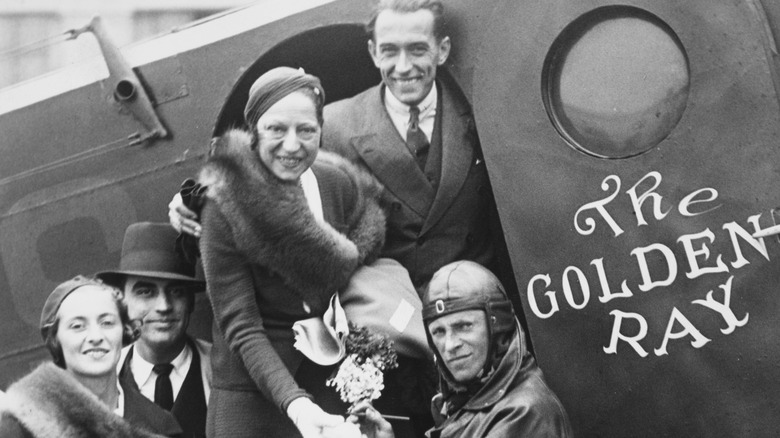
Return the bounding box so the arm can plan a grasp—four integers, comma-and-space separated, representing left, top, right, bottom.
543, 6, 690, 159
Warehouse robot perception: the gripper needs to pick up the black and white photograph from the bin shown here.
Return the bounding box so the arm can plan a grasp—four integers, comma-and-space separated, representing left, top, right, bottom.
1, 0, 779, 436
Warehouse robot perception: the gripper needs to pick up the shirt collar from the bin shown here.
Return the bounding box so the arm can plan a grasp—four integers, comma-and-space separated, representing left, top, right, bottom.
131, 343, 191, 386
115, 380, 125, 417
384, 84, 437, 119
299, 167, 323, 222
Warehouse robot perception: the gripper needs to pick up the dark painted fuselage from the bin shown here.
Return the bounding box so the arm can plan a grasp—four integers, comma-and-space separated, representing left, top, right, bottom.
1, 0, 779, 436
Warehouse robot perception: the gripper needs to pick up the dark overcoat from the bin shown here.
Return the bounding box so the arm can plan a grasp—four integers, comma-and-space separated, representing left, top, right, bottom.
0, 363, 181, 438
197, 130, 386, 437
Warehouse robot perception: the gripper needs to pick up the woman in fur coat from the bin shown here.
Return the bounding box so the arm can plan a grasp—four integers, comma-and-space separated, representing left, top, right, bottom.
0, 276, 181, 438
197, 67, 386, 438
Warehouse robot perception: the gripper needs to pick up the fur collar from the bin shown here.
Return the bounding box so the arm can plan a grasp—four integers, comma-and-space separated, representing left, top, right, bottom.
1, 363, 162, 438
199, 129, 385, 301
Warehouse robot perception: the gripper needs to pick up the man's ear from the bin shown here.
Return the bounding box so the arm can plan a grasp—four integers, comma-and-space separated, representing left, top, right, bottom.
367, 39, 381, 68
437, 36, 451, 65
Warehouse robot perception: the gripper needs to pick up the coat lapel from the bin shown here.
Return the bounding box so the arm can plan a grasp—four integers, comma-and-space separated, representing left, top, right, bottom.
172, 339, 207, 438
349, 86, 435, 218
118, 345, 140, 391
421, 78, 474, 235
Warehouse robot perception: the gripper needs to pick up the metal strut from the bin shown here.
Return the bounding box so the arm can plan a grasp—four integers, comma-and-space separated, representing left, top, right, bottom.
69, 16, 168, 146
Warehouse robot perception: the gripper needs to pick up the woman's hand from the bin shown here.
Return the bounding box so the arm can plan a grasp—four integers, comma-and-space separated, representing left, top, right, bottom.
287, 397, 349, 438
347, 401, 395, 438
321, 422, 363, 438
168, 193, 202, 237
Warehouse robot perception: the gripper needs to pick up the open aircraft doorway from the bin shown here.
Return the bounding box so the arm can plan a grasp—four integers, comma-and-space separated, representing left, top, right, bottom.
214, 24, 379, 136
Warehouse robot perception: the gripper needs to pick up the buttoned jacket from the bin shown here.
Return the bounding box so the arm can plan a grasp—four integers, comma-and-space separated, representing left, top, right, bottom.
118, 337, 212, 438
323, 73, 496, 288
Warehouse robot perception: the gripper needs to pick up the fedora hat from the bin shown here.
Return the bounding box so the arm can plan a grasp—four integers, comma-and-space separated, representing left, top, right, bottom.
96, 222, 204, 288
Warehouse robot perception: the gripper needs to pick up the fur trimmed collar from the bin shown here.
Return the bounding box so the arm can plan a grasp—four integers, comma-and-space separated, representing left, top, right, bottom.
1, 363, 162, 438
199, 129, 386, 301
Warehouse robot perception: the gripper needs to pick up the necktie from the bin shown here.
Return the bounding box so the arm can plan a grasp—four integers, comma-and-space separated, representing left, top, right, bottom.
407, 106, 429, 170
153, 363, 174, 411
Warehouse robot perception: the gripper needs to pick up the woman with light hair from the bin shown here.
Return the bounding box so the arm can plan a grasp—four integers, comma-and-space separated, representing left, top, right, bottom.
0, 276, 181, 437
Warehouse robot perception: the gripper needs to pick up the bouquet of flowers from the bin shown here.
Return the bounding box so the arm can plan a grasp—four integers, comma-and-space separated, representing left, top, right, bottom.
326, 324, 398, 410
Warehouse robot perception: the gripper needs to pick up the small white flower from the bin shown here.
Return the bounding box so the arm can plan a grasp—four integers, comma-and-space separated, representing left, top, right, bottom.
327, 355, 386, 405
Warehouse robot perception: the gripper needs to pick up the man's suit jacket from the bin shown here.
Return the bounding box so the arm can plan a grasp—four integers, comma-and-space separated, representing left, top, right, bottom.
323, 72, 497, 288
124, 382, 185, 437
119, 338, 212, 438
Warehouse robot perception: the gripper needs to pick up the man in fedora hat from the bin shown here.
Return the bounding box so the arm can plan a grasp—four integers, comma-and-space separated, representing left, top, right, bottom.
98, 222, 212, 438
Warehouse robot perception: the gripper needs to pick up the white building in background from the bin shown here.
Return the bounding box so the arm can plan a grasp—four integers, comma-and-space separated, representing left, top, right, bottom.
0, 0, 251, 88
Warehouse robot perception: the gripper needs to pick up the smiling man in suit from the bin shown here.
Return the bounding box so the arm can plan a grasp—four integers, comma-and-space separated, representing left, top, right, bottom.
323, 0, 499, 292
98, 222, 212, 438
321, 1, 508, 435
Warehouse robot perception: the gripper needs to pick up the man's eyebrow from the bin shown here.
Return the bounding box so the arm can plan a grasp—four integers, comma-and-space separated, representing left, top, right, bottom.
454, 315, 479, 324
442, 318, 468, 327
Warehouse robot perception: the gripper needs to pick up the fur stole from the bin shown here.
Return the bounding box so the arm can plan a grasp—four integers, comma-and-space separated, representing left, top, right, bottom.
198, 129, 386, 301
0, 363, 162, 438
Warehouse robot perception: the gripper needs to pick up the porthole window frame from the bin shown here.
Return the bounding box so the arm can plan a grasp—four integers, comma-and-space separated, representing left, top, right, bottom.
541, 5, 691, 159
